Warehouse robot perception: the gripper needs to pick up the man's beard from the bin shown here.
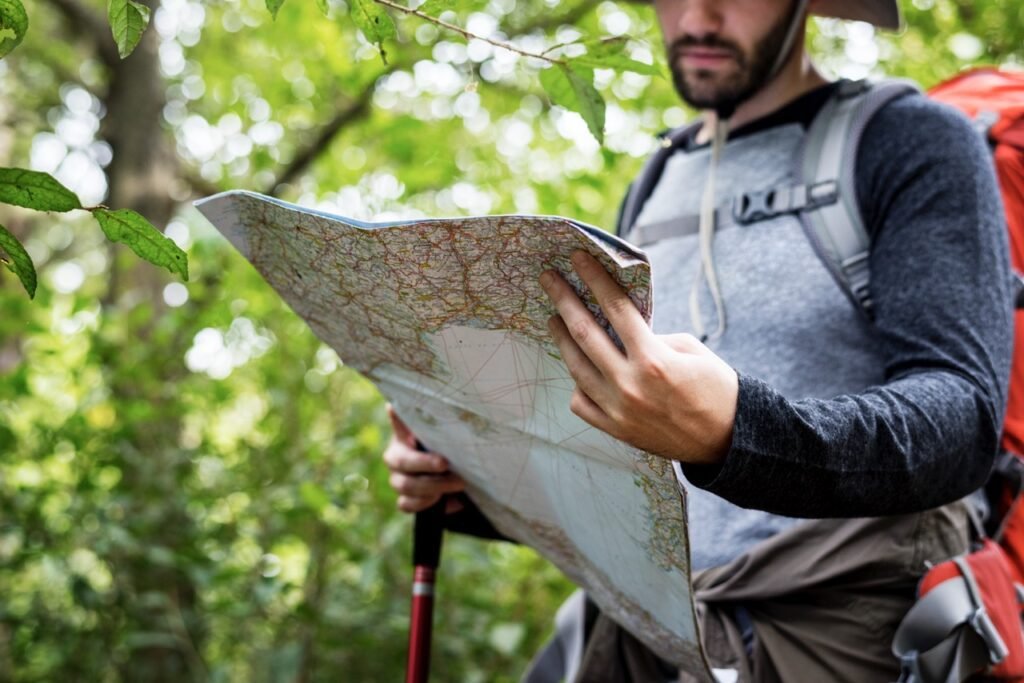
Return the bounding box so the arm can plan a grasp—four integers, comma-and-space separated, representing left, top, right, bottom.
667, 3, 797, 114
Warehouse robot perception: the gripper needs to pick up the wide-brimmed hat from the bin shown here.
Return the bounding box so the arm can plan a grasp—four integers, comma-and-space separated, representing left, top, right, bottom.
642, 0, 902, 31
813, 0, 901, 30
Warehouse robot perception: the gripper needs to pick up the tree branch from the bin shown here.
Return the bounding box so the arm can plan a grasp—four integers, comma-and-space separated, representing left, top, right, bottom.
41, 0, 120, 68
190, 0, 613, 198
265, 79, 383, 195
181, 72, 392, 200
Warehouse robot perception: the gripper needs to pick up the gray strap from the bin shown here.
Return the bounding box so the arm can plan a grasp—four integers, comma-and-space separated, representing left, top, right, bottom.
629, 203, 734, 247
619, 121, 703, 239
893, 576, 992, 682
798, 79, 920, 315
952, 556, 1009, 665
629, 178, 840, 248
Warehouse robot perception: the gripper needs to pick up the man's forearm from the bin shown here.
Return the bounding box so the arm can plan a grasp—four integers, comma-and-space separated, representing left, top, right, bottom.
681, 371, 1003, 518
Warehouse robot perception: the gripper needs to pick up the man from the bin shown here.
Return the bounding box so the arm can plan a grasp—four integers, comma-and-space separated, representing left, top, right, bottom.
383, 0, 1014, 679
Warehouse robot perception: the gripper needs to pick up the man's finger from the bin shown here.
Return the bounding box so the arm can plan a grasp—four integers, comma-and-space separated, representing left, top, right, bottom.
569, 251, 650, 355
548, 314, 613, 406
383, 442, 450, 474
540, 268, 624, 375
386, 404, 417, 448
398, 494, 442, 513
389, 471, 466, 498
397, 493, 466, 515
569, 387, 619, 436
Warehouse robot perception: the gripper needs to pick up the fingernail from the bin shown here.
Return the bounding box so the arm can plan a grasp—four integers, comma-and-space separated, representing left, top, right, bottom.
539, 271, 554, 289
572, 251, 588, 266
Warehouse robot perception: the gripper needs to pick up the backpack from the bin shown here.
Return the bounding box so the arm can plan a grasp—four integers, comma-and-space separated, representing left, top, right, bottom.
618, 68, 1024, 682
896, 69, 1024, 683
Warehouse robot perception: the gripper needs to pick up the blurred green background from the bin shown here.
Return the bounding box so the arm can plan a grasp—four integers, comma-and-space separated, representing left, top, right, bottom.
1, 0, 1023, 680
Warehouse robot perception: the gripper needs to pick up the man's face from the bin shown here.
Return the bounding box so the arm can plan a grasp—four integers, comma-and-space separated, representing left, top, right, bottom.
653, 0, 800, 112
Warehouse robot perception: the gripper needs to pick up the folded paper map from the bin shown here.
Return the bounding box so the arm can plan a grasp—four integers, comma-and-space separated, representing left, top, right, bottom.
194, 190, 709, 676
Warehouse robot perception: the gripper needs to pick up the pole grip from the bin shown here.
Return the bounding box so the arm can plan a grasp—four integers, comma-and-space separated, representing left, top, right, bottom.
413, 498, 446, 569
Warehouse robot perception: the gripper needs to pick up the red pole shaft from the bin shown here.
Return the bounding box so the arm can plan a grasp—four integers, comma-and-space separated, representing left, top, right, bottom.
406, 565, 436, 683
406, 490, 445, 683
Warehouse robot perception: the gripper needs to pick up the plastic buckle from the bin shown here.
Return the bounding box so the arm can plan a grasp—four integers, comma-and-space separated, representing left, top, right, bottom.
733, 181, 840, 225
806, 180, 839, 209
897, 651, 923, 683
733, 189, 779, 224
970, 607, 1009, 665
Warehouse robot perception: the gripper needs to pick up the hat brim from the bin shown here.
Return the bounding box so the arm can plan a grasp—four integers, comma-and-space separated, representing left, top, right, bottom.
813, 0, 901, 30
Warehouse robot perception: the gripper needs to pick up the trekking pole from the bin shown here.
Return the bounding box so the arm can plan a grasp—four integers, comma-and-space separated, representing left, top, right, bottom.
406, 494, 446, 683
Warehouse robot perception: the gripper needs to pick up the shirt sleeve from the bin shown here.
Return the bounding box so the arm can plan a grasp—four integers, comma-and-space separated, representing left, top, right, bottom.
681, 93, 1014, 518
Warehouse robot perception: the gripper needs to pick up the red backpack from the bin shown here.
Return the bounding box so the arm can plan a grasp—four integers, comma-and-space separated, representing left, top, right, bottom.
931, 70, 1024, 470
893, 69, 1024, 682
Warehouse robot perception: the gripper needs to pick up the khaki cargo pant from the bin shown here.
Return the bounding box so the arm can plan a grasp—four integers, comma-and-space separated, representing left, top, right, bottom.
571, 504, 971, 683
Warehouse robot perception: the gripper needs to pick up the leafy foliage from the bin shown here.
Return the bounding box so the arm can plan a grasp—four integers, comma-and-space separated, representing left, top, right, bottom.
0, 221, 35, 297
0, 0, 27, 58
349, 0, 396, 58
93, 208, 189, 281
0, 168, 81, 212
540, 63, 605, 143
566, 36, 664, 77
106, 0, 151, 58
265, 0, 286, 21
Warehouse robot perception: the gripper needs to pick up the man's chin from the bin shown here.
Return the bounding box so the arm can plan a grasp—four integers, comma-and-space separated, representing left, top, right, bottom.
676, 77, 744, 112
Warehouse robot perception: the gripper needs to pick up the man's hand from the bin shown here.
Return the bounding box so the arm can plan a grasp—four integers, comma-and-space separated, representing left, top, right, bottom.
383, 405, 466, 513
540, 250, 739, 465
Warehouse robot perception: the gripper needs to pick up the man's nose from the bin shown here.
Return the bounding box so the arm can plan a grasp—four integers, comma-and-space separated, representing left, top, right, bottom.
674, 0, 723, 38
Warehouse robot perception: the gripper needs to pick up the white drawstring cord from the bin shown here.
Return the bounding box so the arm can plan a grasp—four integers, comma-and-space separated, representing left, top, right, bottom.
689, 113, 730, 342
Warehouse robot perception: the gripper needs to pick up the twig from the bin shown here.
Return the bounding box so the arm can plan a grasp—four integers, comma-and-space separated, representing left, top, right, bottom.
372, 0, 564, 65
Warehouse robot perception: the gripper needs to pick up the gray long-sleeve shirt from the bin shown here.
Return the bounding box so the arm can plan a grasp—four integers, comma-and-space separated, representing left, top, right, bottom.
678, 83, 1013, 519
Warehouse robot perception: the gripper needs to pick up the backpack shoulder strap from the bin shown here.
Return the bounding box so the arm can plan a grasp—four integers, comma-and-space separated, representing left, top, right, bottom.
799, 78, 920, 316
617, 121, 702, 237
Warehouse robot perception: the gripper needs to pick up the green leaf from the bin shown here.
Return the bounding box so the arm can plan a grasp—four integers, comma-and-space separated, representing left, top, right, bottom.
107, 0, 151, 59
0, 223, 36, 298
349, 0, 395, 59
415, 0, 455, 16
314, 0, 328, 16
0, 168, 82, 212
539, 64, 605, 144
0, 0, 28, 59
92, 208, 189, 281
266, 0, 286, 19
570, 37, 663, 77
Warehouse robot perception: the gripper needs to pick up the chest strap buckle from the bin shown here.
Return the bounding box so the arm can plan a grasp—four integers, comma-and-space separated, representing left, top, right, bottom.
732, 179, 840, 225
